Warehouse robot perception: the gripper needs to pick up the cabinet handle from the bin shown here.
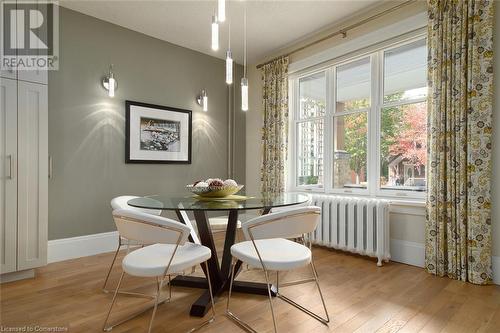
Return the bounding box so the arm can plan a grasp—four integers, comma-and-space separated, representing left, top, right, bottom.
7, 154, 13, 179
48, 156, 53, 179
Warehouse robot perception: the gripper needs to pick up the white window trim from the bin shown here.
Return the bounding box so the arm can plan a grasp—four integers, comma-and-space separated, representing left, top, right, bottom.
288, 32, 427, 202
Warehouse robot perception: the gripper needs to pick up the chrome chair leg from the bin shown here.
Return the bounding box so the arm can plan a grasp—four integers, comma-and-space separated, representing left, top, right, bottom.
275, 259, 329, 325
205, 262, 216, 320
188, 261, 216, 333
226, 259, 257, 333
263, 269, 278, 333
147, 276, 164, 333
310, 259, 330, 323
226, 260, 235, 313
103, 271, 125, 331
102, 243, 121, 293
102, 271, 171, 332
227, 265, 278, 333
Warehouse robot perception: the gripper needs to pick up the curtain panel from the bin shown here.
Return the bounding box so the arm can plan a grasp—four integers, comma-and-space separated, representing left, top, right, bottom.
260, 57, 290, 195
426, 0, 494, 284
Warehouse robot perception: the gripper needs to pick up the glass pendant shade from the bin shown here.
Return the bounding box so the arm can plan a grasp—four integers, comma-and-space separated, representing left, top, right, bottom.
211, 15, 219, 51
226, 50, 233, 84
218, 0, 226, 22
241, 77, 248, 111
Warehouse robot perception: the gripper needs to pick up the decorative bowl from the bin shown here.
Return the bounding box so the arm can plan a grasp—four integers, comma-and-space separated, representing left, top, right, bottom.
187, 184, 244, 198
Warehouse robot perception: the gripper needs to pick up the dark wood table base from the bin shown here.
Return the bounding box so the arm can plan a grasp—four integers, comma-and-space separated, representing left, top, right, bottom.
174, 207, 273, 317
170, 275, 277, 316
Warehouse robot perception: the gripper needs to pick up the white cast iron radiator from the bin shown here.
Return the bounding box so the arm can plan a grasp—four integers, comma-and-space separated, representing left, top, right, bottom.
309, 195, 391, 266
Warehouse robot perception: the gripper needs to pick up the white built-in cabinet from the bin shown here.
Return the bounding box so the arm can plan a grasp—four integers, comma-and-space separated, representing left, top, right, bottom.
0, 63, 48, 276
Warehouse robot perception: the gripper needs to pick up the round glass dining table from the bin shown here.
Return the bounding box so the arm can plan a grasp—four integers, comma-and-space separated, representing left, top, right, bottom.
127, 192, 309, 317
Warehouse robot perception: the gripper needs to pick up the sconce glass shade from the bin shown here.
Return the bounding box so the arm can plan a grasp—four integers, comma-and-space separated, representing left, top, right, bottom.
226, 50, 233, 84
203, 94, 208, 112
102, 67, 117, 98
218, 0, 225, 22
241, 77, 248, 111
211, 15, 219, 51
197, 90, 208, 112
108, 76, 115, 97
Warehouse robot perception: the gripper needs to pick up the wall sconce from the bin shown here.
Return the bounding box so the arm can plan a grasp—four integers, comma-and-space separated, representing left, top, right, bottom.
102, 64, 117, 97
197, 90, 208, 112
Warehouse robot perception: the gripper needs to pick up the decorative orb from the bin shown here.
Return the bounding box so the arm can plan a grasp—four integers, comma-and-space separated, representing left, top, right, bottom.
224, 179, 238, 187
209, 179, 224, 187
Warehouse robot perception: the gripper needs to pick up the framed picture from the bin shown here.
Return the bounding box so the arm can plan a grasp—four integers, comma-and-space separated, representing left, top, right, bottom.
126, 100, 192, 164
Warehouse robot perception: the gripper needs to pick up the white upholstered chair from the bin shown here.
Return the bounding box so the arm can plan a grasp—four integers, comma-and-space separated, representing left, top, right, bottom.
270, 195, 312, 213
226, 206, 329, 333
103, 209, 215, 333
102, 195, 162, 292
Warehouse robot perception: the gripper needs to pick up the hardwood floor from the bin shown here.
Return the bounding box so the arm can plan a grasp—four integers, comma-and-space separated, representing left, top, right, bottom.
1, 246, 499, 333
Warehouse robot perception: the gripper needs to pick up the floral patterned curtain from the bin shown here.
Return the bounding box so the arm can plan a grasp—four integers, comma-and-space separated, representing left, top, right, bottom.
260, 57, 289, 195
426, 0, 494, 285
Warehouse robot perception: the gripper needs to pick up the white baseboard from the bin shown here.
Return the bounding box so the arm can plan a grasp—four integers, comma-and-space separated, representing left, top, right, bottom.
390, 239, 500, 285
390, 239, 425, 268
48, 231, 119, 263
47, 231, 499, 286
0, 269, 35, 283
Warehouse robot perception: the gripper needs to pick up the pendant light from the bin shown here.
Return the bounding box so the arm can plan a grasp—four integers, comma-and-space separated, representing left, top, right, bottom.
218, 0, 226, 22
241, 6, 248, 111
226, 23, 233, 84
211, 13, 219, 51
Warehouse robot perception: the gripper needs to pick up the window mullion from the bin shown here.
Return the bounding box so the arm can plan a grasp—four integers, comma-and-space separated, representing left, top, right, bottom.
333, 107, 371, 117
368, 52, 381, 196
288, 77, 297, 190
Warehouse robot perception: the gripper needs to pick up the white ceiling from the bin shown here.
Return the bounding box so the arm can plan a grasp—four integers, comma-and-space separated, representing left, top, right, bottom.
60, 0, 382, 65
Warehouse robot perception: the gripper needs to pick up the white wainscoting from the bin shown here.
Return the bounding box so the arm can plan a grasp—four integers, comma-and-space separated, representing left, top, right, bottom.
48, 231, 119, 263
390, 239, 425, 267
390, 239, 500, 285
48, 231, 499, 285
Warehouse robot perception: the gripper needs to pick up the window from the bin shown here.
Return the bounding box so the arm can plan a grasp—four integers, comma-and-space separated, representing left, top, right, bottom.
296, 72, 326, 186
333, 57, 370, 189
291, 37, 427, 198
380, 39, 427, 192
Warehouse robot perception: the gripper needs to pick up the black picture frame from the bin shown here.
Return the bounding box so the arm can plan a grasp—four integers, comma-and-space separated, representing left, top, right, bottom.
125, 100, 192, 164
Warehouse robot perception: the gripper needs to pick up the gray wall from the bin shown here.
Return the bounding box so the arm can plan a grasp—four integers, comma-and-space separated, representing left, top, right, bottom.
48, 8, 245, 240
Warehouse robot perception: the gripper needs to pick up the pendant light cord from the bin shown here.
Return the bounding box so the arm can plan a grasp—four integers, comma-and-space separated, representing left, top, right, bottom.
243, 5, 247, 78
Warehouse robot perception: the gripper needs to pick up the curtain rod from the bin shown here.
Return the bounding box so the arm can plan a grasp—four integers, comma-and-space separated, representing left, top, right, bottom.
256, 0, 416, 69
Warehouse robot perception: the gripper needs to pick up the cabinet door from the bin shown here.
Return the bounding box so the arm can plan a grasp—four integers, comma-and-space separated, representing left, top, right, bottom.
0, 0, 17, 80
18, 69, 48, 85
17, 81, 48, 270
0, 78, 18, 274
0, 68, 17, 81
16, 0, 48, 85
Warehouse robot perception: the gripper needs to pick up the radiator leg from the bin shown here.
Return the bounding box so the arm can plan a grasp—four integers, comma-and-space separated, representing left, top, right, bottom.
377, 257, 383, 267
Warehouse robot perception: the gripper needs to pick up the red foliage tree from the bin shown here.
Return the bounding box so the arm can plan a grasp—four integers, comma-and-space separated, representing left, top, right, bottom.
389, 103, 427, 168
